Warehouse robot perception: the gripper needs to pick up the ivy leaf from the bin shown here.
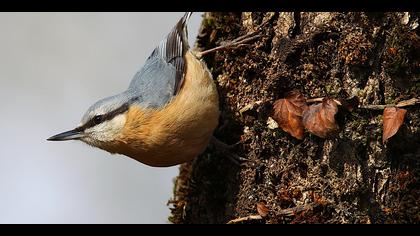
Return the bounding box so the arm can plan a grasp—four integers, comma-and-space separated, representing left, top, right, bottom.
272, 91, 308, 140
383, 107, 407, 143
256, 202, 269, 217
302, 98, 339, 138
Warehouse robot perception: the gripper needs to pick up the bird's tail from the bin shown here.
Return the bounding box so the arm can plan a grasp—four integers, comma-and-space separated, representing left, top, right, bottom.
176, 12, 193, 47
161, 12, 193, 94
181, 12, 193, 26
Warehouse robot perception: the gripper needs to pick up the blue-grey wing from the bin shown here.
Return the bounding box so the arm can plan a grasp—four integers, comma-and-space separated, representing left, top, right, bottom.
127, 12, 192, 109
127, 55, 177, 108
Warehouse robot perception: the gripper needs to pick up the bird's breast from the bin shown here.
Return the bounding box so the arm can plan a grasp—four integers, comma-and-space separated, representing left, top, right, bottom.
116, 51, 220, 167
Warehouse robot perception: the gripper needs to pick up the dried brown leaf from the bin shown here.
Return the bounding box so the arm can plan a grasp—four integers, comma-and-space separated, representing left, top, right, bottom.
302, 98, 339, 138
383, 107, 407, 143
272, 90, 308, 140
256, 202, 269, 217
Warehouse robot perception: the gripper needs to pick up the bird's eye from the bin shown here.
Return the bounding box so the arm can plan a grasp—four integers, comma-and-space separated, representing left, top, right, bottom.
93, 115, 103, 124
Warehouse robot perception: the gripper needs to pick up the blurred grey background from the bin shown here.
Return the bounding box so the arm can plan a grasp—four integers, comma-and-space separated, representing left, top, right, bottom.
0, 12, 203, 223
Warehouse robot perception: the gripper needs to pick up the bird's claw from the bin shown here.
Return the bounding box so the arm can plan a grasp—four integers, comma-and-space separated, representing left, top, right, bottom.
210, 137, 248, 166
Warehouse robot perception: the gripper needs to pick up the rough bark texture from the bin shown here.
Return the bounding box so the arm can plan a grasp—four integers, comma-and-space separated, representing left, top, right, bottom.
168, 12, 420, 224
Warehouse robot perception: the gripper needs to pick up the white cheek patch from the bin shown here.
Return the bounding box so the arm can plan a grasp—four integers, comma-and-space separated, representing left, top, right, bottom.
85, 113, 127, 142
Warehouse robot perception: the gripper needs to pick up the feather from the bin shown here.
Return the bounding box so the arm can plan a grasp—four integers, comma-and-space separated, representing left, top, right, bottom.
127, 12, 193, 109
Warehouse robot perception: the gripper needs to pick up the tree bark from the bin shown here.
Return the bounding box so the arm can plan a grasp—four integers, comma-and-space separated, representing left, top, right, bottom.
169, 12, 420, 224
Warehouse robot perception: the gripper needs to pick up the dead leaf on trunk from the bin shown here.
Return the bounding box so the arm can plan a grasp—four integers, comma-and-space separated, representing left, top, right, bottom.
302, 98, 339, 138
383, 107, 407, 143
256, 202, 269, 217
272, 90, 308, 140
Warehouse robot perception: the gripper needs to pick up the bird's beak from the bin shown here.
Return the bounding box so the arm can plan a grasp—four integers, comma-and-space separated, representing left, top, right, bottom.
47, 129, 84, 141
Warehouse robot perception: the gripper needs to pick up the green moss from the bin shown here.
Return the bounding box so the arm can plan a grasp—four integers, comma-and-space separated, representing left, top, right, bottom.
325, 84, 332, 93
203, 17, 216, 28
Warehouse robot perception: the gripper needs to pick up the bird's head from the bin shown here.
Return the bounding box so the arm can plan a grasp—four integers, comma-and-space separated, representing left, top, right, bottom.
47, 94, 135, 149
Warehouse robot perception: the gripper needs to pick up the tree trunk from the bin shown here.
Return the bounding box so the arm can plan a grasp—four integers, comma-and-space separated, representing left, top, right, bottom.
169, 12, 420, 224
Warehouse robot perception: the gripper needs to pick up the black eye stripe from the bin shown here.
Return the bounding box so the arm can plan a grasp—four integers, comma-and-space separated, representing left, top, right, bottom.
77, 96, 141, 131
93, 115, 103, 124
78, 103, 130, 131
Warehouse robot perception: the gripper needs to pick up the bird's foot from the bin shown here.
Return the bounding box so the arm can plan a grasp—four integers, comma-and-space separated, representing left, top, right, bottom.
210, 136, 247, 166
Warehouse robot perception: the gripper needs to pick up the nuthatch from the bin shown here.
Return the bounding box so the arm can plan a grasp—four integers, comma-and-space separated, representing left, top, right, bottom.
48, 12, 220, 167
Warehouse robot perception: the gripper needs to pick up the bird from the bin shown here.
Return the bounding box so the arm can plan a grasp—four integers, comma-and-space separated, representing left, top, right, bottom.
47, 12, 220, 167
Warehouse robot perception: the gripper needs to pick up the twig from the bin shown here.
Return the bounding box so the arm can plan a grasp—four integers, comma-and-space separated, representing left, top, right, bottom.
226, 203, 319, 224
360, 98, 420, 110
275, 202, 318, 217
306, 98, 342, 105
197, 34, 261, 58
306, 98, 324, 103
307, 97, 419, 110
359, 104, 390, 110
396, 98, 420, 107
226, 215, 263, 224
196, 15, 271, 58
